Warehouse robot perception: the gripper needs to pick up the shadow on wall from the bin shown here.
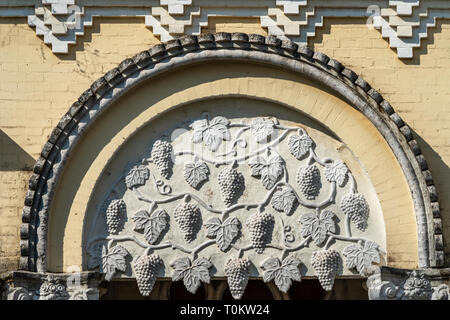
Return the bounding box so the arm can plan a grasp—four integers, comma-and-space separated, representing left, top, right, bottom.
402, 19, 442, 66
0, 129, 35, 171
308, 17, 446, 66
413, 130, 450, 267
50, 16, 154, 61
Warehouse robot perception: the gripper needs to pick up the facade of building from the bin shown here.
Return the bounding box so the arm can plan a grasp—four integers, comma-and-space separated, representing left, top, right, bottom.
0, 0, 449, 300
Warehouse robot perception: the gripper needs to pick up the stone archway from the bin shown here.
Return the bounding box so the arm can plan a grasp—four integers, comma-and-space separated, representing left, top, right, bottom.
10, 33, 448, 300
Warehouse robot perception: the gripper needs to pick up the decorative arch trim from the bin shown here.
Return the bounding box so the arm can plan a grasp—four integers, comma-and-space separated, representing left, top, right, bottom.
20, 33, 443, 272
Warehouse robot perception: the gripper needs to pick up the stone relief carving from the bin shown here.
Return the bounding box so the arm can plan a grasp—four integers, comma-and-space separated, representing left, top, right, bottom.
261, 256, 302, 293
86, 114, 386, 299
366, 267, 450, 300
218, 168, 245, 207
38, 276, 70, 300
134, 254, 163, 296
171, 257, 212, 294
184, 161, 209, 189
225, 257, 251, 300
105, 199, 127, 235
432, 284, 450, 301
205, 217, 240, 252
151, 140, 174, 179
343, 241, 381, 275
174, 201, 202, 243
3, 272, 100, 300
311, 249, 341, 291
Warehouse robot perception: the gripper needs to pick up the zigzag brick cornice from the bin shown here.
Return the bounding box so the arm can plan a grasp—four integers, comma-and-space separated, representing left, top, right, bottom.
1, 0, 450, 58
17, 33, 443, 273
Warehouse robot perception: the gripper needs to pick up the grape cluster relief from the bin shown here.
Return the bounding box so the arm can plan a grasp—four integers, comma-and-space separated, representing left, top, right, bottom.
87, 114, 385, 298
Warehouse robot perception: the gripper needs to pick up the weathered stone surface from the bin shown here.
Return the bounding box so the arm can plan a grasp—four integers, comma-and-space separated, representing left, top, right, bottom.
2, 271, 102, 300
367, 266, 450, 300
83, 105, 386, 298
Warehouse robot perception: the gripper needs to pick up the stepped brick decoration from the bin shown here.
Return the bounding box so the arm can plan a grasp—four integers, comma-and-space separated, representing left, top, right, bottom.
85, 114, 386, 298
8, 0, 450, 58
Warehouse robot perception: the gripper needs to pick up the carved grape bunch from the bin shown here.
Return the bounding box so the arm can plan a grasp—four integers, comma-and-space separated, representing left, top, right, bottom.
133, 254, 163, 296
341, 193, 369, 231
296, 164, 322, 200
105, 199, 126, 234
174, 201, 202, 243
151, 140, 173, 179
225, 257, 251, 300
218, 167, 245, 207
246, 212, 275, 254
311, 249, 341, 291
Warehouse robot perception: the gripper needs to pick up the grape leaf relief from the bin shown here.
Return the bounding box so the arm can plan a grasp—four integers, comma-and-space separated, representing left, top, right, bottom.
102, 245, 129, 281
190, 116, 231, 152
184, 161, 209, 189
299, 210, 336, 246
132, 209, 169, 245
125, 164, 150, 189
250, 118, 275, 143
271, 187, 297, 215
288, 133, 313, 159
325, 161, 348, 187
342, 241, 380, 275
261, 256, 302, 293
248, 150, 284, 190
171, 257, 212, 294
205, 217, 241, 251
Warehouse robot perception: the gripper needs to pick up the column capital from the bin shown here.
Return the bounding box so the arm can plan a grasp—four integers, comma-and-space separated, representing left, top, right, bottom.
1, 271, 102, 300
366, 266, 450, 300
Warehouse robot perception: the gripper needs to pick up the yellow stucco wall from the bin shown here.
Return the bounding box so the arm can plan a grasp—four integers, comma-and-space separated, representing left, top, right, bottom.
0, 16, 449, 272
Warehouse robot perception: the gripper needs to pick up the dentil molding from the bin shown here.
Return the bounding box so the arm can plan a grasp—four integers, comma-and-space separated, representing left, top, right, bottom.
1, 0, 450, 58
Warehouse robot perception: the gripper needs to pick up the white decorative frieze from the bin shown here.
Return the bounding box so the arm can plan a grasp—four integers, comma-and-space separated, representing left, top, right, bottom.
2, 0, 450, 58
84, 113, 386, 299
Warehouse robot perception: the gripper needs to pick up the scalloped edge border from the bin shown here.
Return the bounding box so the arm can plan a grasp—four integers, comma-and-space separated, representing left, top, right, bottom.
19, 33, 443, 272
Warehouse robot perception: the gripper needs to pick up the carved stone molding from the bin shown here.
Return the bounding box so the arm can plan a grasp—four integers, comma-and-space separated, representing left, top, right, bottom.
1, 0, 450, 58
1, 271, 102, 300
18, 33, 443, 278
366, 266, 450, 300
